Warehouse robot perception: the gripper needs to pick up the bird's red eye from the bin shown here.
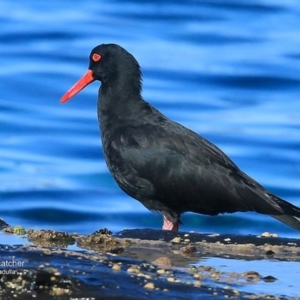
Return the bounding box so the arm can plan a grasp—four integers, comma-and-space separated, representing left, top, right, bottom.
92, 53, 101, 62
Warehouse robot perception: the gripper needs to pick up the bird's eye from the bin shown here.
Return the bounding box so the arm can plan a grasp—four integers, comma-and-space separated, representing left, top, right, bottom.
92, 53, 101, 62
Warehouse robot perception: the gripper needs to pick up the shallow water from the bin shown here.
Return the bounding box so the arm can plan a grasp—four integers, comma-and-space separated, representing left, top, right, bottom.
195, 256, 300, 298
1, 0, 300, 240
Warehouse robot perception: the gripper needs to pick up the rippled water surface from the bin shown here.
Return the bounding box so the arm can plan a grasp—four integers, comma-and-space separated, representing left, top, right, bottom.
1, 0, 300, 239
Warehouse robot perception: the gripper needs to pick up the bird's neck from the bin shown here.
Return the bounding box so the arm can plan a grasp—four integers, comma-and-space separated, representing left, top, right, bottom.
97, 75, 145, 132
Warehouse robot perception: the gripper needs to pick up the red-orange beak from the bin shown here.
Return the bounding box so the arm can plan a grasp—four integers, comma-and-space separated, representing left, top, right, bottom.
60, 70, 95, 103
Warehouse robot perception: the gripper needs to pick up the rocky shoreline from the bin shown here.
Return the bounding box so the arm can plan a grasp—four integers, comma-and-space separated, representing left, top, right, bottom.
0, 219, 299, 299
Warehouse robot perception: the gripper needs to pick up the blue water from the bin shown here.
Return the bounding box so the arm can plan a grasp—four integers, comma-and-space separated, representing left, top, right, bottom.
1, 0, 300, 238
197, 257, 300, 298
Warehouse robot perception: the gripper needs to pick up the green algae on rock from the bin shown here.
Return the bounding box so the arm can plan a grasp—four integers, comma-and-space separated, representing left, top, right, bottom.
4, 226, 26, 235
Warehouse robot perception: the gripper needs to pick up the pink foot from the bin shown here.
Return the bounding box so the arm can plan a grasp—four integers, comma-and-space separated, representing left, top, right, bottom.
162, 215, 179, 231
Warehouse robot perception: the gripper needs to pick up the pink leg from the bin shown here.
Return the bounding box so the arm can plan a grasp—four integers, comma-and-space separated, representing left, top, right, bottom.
162, 215, 179, 231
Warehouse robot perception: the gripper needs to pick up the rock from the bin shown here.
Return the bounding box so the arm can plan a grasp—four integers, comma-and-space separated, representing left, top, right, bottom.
152, 257, 173, 267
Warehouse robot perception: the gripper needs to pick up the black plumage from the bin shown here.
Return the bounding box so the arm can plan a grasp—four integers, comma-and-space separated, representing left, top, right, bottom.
61, 43, 300, 232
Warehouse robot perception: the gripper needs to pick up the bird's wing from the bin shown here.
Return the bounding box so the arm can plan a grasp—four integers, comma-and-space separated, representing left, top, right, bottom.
106, 122, 283, 216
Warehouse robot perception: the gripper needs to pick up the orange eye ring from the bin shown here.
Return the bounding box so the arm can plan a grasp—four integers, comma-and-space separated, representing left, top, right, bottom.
92, 53, 101, 62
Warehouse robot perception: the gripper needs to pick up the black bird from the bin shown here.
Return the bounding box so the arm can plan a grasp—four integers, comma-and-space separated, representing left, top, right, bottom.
61, 43, 300, 232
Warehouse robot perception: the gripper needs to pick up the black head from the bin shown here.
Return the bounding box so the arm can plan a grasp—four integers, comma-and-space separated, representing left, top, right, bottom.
61, 43, 141, 103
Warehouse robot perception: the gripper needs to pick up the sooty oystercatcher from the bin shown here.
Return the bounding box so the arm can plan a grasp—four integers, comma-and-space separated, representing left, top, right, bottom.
61, 43, 300, 232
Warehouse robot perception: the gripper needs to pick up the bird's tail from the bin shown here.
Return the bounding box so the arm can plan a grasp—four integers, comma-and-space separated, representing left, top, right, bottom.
270, 195, 300, 231
271, 214, 300, 231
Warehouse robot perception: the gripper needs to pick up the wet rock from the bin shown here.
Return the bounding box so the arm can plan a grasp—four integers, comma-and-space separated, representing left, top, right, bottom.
170, 237, 181, 243
127, 266, 140, 273
262, 275, 277, 283
27, 229, 75, 247
117, 229, 300, 261
152, 257, 173, 267
112, 263, 121, 271
157, 268, 166, 275
193, 273, 202, 280
143, 282, 155, 290
3, 226, 26, 235
243, 271, 261, 281
180, 244, 197, 255
210, 271, 220, 279
77, 228, 117, 245
261, 232, 279, 238
77, 228, 123, 253
189, 266, 197, 273
198, 265, 215, 272
0, 268, 81, 299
